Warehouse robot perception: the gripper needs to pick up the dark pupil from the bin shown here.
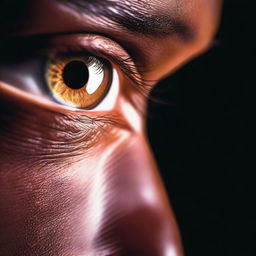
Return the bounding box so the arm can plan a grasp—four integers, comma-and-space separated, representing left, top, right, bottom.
63, 60, 89, 89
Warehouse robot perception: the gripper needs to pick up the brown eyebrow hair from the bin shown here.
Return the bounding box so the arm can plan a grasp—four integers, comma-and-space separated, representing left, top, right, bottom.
59, 0, 195, 41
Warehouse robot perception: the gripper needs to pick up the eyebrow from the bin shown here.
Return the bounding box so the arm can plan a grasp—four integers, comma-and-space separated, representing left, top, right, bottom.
59, 0, 194, 41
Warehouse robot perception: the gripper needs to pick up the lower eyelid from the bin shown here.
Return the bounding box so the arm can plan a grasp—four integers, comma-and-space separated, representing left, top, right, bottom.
0, 95, 123, 162
0, 80, 73, 114
0, 78, 110, 116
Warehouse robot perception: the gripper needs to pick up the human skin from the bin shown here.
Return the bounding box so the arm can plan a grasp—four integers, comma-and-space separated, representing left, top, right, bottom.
0, 0, 222, 255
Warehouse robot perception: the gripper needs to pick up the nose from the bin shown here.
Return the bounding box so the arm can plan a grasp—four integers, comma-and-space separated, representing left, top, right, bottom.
93, 135, 184, 256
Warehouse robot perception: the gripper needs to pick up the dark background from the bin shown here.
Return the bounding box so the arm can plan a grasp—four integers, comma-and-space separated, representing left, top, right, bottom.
147, 1, 254, 255
0, 0, 253, 255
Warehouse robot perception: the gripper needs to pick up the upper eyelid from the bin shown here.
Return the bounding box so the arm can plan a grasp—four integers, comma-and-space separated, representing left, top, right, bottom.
37, 33, 152, 95
46, 34, 153, 108
1, 33, 126, 61
0, 32, 152, 113
40, 34, 150, 91
2, 33, 130, 75
1, 32, 149, 77
47, 33, 145, 76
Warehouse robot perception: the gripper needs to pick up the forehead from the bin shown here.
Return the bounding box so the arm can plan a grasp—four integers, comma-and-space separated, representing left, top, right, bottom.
1, 0, 220, 25
1, 0, 222, 80
0, 0, 221, 46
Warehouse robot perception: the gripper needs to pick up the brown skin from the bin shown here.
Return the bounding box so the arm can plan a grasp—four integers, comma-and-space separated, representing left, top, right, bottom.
0, 0, 222, 255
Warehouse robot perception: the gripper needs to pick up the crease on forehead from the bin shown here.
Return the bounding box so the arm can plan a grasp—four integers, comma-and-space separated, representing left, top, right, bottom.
60, 0, 151, 14
58, 0, 194, 40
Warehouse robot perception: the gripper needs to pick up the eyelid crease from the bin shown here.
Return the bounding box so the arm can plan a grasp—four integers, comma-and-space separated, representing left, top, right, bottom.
53, 44, 154, 97
0, 33, 156, 115
0, 32, 154, 87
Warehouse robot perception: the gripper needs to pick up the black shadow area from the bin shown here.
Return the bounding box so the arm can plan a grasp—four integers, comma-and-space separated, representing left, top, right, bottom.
147, 1, 255, 256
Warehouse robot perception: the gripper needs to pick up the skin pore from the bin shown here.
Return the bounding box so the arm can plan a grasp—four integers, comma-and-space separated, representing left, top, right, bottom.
0, 0, 222, 255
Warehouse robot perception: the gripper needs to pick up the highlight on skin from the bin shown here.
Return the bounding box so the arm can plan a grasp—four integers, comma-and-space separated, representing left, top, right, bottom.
0, 0, 223, 255
46, 53, 112, 109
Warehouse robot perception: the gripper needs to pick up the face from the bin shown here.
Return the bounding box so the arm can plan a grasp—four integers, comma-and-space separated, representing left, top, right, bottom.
0, 0, 222, 255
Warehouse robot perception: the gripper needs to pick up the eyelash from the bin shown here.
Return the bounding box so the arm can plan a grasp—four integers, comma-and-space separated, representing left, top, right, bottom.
37, 43, 153, 116
52, 44, 152, 97
0, 34, 154, 115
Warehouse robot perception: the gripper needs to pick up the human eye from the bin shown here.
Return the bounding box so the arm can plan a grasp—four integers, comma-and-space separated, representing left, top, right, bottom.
0, 33, 148, 113
46, 52, 113, 110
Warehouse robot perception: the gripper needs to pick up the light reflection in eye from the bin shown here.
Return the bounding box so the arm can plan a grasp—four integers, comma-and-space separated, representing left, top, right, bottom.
46, 53, 112, 109
92, 68, 119, 112
0, 34, 147, 113
87, 63, 104, 95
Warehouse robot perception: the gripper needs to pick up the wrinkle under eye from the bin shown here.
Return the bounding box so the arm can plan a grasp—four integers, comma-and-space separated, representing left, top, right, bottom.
63, 60, 89, 90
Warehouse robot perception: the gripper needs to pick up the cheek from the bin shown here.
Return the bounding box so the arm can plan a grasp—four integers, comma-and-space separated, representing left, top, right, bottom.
0, 101, 125, 255
0, 83, 183, 254
0, 110, 132, 255
0, 107, 184, 255
0, 95, 117, 165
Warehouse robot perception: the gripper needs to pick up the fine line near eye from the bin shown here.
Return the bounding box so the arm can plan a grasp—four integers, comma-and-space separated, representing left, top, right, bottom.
0, 33, 153, 93
0, 33, 155, 115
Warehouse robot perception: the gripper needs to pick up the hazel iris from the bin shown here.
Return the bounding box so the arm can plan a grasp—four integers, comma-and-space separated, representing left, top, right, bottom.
46, 53, 112, 109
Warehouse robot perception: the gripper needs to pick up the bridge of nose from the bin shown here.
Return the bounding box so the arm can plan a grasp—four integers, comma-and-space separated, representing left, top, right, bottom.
89, 136, 184, 256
